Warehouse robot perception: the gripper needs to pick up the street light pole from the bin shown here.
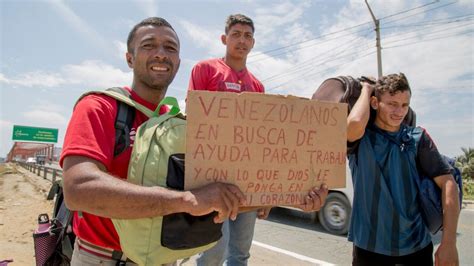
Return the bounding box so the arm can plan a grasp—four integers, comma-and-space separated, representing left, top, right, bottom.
365, 0, 383, 78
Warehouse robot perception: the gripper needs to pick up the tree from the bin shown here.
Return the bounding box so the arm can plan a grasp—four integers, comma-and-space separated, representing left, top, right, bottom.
455, 147, 474, 182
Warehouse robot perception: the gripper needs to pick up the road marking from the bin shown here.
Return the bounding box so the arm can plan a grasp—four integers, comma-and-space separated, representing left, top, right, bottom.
252, 240, 336, 266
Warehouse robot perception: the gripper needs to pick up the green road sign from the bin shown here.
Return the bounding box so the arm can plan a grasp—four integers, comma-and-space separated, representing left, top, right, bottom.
12, 125, 58, 143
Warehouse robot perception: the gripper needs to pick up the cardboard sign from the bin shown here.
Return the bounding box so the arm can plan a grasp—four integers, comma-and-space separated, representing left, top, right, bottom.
185, 91, 347, 206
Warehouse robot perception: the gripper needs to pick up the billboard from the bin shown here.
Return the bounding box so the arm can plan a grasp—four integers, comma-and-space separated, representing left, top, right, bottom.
12, 125, 58, 143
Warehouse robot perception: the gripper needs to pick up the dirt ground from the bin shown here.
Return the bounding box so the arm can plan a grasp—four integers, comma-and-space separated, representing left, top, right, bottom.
0, 163, 54, 265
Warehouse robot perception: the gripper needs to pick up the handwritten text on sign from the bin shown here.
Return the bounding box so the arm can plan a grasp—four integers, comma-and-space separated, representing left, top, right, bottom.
185, 91, 347, 206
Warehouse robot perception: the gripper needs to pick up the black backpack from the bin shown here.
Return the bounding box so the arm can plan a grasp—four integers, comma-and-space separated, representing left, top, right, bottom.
312, 76, 417, 126
38, 89, 136, 265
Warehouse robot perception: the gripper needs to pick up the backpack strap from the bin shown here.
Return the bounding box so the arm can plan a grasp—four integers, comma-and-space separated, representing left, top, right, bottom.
101, 88, 154, 117
114, 100, 135, 156
47, 179, 75, 261
78, 87, 153, 156
85, 88, 183, 155
102, 88, 182, 120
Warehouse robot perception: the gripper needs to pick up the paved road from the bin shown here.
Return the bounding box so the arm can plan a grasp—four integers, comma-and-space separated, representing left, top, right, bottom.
249, 207, 474, 265
15, 164, 474, 265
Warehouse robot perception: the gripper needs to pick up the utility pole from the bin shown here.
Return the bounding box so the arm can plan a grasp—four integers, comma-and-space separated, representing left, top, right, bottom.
365, 0, 383, 78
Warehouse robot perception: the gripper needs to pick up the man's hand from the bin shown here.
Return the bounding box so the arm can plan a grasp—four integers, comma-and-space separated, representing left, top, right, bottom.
435, 242, 458, 266
186, 183, 246, 223
257, 207, 272, 219
295, 183, 328, 212
360, 80, 375, 95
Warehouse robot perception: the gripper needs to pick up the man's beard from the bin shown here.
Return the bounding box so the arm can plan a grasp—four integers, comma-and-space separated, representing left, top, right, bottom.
137, 71, 177, 91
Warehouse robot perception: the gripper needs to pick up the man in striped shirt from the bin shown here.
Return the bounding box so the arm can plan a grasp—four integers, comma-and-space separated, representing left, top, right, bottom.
347, 73, 459, 265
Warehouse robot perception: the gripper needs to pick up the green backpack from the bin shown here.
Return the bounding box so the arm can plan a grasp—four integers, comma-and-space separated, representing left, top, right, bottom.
87, 88, 222, 265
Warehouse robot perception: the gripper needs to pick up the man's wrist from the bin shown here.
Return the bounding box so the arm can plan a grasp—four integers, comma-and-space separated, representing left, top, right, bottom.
361, 84, 374, 94
179, 190, 197, 213
441, 234, 457, 246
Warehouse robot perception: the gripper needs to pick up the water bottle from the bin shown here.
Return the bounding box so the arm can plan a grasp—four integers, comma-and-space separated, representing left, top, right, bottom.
33, 213, 57, 266
35, 214, 50, 234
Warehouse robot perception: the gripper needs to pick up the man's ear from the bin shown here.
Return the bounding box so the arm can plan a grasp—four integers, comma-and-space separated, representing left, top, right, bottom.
126, 52, 133, 68
370, 96, 378, 110
221, 34, 227, 45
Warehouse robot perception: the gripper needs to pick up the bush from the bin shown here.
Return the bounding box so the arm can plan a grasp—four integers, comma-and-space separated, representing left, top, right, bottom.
455, 147, 473, 182
464, 181, 474, 201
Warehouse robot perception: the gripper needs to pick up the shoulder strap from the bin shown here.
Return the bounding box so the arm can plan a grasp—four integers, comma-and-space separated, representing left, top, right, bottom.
47, 180, 74, 261
102, 88, 181, 118
114, 100, 135, 156
102, 87, 154, 118
371, 125, 422, 152
77, 87, 183, 156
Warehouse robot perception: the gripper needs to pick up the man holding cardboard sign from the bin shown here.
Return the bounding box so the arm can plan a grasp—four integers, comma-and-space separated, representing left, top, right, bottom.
188, 14, 329, 266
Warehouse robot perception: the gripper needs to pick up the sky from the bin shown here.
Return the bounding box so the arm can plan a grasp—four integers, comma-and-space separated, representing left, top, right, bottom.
0, 0, 473, 158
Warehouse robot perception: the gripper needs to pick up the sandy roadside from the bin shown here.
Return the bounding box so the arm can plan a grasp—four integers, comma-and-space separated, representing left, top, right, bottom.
0, 163, 54, 265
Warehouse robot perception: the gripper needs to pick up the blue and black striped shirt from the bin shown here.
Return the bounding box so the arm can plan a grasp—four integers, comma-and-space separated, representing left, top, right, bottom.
347, 124, 450, 256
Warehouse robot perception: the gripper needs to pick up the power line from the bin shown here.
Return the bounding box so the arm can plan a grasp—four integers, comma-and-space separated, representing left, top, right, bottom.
260, 31, 373, 83
267, 50, 376, 93
262, 44, 372, 83
382, 20, 473, 45
265, 22, 471, 92
248, 21, 372, 60
253, 1, 466, 92
262, 17, 472, 88
260, 17, 472, 85
384, 29, 473, 49
248, 26, 373, 64
266, 49, 377, 92
382, 1, 459, 25
249, 1, 459, 65
381, 13, 474, 29
378, 0, 440, 20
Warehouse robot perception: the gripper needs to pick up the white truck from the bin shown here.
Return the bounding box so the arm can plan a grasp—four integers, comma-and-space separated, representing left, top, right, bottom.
281, 164, 353, 235
316, 164, 353, 235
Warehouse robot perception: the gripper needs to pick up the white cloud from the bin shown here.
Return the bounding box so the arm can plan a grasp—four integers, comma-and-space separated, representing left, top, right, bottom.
179, 19, 224, 57
0, 71, 67, 87
421, 115, 474, 157
134, 0, 159, 18
62, 60, 132, 89
179, 1, 313, 58
254, 1, 312, 47
49, 0, 109, 51
0, 60, 132, 90
459, 0, 474, 7
0, 73, 8, 84
23, 110, 67, 126
114, 41, 128, 60
247, 0, 473, 100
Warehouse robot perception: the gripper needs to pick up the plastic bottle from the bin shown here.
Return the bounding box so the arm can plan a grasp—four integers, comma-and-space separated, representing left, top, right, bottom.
35, 213, 50, 234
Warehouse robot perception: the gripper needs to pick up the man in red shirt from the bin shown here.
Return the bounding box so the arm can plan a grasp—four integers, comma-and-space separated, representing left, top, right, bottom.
188, 14, 328, 266
61, 17, 246, 265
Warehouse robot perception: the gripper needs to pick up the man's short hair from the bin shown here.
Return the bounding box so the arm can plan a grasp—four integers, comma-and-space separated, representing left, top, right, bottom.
375, 73, 411, 98
127, 17, 178, 53
225, 14, 255, 34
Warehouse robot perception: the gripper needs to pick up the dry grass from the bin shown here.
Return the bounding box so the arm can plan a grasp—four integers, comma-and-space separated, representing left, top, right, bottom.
0, 163, 17, 176
0, 163, 6, 175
